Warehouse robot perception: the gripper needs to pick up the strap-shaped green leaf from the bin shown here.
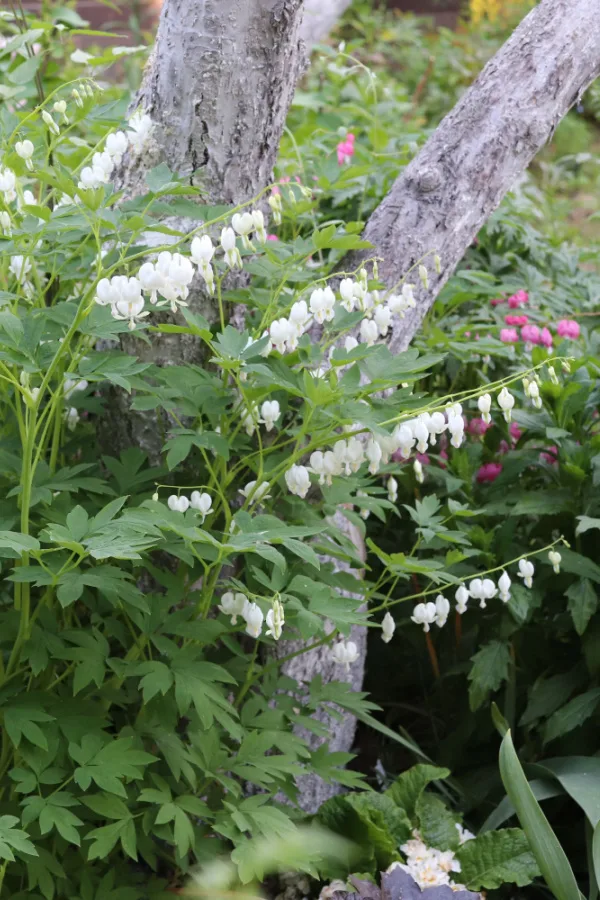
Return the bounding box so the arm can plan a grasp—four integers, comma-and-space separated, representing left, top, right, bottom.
499, 730, 581, 900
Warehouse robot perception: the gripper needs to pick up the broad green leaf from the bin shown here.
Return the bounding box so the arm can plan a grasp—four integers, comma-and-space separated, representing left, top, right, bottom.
480, 779, 563, 833
543, 688, 600, 744
385, 764, 450, 819
0, 815, 37, 861
538, 757, 600, 827
566, 579, 597, 635
456, 829, 540, 889
0, 531, 40, 555
416, 792, 459, 851
468, 640, 511, 711
499, 730, 580, 900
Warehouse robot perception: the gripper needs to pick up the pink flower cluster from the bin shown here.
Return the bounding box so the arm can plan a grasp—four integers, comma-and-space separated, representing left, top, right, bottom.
557, 319, 580, 339
337, 133, 355, 166
493, 290, 529, 309
476, 462, 503, 483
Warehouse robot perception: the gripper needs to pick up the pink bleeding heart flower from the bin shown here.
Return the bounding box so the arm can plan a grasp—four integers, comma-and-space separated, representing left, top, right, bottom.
540, 326, 553, 347
505, 314, 528, 326
476, 462, 503, 483
467, 417, 492, 436
336, 134, 355, 165
521, 324, 540, 344
508, 289, 528, 309
556, 319, 580, 339
540, 445, 558, 465
509, 422, 522, 444
500, 327, 519, 343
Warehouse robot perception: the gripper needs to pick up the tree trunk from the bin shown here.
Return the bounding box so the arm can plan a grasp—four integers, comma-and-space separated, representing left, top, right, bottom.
105, 0, 306, 461
123, 0, 305, 203
346, 0, 600, 352
299, 0, 353, 45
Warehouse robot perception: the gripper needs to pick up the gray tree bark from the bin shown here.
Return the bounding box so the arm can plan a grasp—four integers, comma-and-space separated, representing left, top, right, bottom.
345, 0, 600, 353
299, 0, 352, 46
124, 0, 305, 203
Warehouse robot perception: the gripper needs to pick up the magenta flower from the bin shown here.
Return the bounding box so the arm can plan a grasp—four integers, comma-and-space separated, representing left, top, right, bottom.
336, 133, 355, 165
267, 234, 279, 241
540, 445, 558, 465
476, 462, 503, 483
540, 326, 553, 347
467, 417, 492, 436
505, 314, 528, 326
500, 327, 519, 343
521, 324, 540, 344
556, 319, 580, 339
509, 422, 522, 443
508, 290, 528, 309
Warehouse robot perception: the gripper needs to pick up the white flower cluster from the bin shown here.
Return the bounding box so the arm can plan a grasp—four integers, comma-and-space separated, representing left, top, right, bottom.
166, 491, 212, 521
263, 270, 418, 357
93, 213, 269, 328
282, 403, 464, 501
218, 593, 284, 640
477, 386, 517, 424
78, 110, 153, 191
411, 555, 548, 631
389, 826, 474, 890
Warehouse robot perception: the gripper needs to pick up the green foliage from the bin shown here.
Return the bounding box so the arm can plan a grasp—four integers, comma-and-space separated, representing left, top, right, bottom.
456, 829, 540, 890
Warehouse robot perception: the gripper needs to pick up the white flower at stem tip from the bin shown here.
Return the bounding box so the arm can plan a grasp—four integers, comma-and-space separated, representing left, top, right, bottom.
265, 598, 284, 640
455, 584, 469, 614
413, 458, 424, 484
0, 211, 11, 236
411, 601, 437, 632
231, 211, 255, 249
285, 464, 310, 498
0, 167, 16, 203
548, 550, 561, 574
480, 578, 497, 608
15, 139, 34, 170
435, 594, 450, 627
478, 393, 492, 424
269, 317, 291, 354
218, 591, 247, 624
289, 299, 310, 336
309, 286, 335, 324
268, 191, 282, 224
339, 278, 356, 312
526, 379, 542, 409
344, 335, 359, 352
220, 226, 242, 269
331, 640, 359, 671
240, 480, 271, 504
41, 109, 60, 135
498, 571, 511, 603
190, 491, 212, 520
127, 109, 154, 153
366, 438, 382, 475
167, 494, 190, 512
64, 407, 79, 431
360, 318, 379, 346
418, 264, 429, 289
517, 558, 535, 588
64, 377, 88, 399
381, 611, 395, 644
387, 476, 398, 503
260, 399, 281, 432
251, 208, 267, 243
497, 387, 515, 423
243, 601, 264, 638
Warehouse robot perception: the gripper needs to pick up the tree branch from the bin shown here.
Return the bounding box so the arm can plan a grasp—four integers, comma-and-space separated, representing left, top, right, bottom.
346, 0, 600, 352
